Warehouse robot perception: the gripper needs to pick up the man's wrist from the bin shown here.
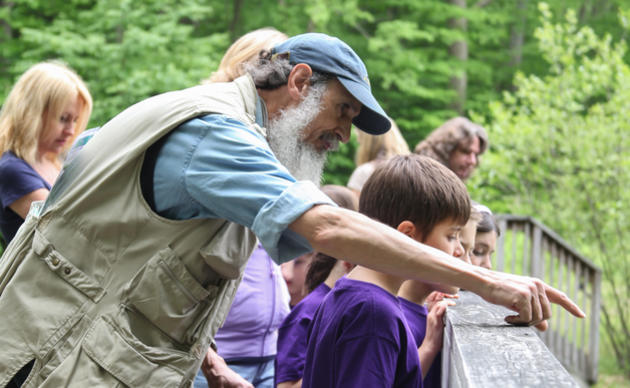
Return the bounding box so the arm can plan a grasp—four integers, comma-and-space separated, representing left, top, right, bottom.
459, 265, 494, 300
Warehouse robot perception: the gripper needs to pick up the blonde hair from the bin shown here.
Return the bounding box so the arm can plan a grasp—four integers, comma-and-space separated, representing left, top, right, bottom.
204, 28, 288, 84
355, 119, 410, 166
0, 61, 92, 167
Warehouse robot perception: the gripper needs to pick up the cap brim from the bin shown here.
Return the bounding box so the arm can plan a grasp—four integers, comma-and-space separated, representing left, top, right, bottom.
338, 77, 391, 135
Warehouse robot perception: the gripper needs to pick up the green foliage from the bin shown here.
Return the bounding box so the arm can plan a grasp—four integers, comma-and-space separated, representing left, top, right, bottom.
0, 0, 629, 380
468, 3, 630, 376
1, 0, 629, 186
2, 0, 230, 126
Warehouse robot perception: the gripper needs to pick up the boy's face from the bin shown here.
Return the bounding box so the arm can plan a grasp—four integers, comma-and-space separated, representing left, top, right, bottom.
419, 219, 464, 258
459, 219, 477, 265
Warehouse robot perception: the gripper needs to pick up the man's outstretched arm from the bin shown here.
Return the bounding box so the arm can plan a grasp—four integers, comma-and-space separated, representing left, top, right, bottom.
289, 204, 585, 330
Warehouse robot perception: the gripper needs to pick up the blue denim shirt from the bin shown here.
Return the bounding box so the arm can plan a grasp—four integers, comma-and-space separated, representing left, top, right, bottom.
68, 97, 333, 263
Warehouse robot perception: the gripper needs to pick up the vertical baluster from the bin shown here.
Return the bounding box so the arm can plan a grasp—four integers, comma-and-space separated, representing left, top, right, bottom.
555, 244, 563, 362
539, 237, 549, 345
566, 251, 575, 372
580, 264, 587, 374
546, 238, 555, 350
496, 217, 507, 272
588, 270, 602, 383
524, 222, 532, 276
572, 260, 581, 374
511, 222, 517, 274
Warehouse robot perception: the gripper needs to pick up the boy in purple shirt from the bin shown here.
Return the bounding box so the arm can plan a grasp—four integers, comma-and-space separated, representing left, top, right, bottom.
398, 205, 479, 387
302, 155, 471, 388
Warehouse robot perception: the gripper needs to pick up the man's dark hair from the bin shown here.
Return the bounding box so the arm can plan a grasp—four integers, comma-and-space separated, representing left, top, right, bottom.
359, 154, 470, 240
246, 52, 332, 90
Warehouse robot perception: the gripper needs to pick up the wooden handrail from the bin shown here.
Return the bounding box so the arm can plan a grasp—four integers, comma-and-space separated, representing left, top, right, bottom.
442, 291, 580, 387
493, 214, 601, 383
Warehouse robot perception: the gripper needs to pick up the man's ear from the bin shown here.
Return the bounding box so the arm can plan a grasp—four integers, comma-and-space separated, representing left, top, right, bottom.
287, 63, 313, 100
397, 220, 421, 239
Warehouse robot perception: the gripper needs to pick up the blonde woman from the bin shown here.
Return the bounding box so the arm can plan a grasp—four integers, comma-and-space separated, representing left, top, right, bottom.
0, 61, 92, 243
347, 119, 409, 194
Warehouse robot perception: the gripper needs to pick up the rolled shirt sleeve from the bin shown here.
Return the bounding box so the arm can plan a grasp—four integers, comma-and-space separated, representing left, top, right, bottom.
152, 114, 335, 263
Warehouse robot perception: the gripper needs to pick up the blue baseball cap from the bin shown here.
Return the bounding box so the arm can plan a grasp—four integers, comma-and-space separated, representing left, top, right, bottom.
271, 33, 391, 135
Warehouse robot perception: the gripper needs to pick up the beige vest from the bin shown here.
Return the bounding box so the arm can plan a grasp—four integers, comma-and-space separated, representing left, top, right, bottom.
0, 75, 262, 387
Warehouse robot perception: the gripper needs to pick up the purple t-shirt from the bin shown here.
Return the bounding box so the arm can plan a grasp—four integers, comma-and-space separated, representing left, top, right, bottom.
400, 297, 441, 388
302, 277, 422, 388
275, 282, 331, 384
0, 152, 50, 243
214, 244, 290, 361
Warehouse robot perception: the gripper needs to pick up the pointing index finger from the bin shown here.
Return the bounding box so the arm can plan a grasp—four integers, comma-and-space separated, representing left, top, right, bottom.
545, 284, 585, 318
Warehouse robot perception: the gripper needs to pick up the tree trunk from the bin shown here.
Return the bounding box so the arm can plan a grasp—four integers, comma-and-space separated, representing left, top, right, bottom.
229, 0, 244, 41
0, 0, 15, 72
448, 0, 468, 115
508, 0, 528, 68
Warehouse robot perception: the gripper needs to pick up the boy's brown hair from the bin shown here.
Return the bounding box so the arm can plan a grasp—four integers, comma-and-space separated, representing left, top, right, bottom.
359, 154, 470, 240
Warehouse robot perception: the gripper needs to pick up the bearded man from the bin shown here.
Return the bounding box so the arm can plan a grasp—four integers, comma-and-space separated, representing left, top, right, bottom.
414, 117, 488, 181
0, 33, 582, 387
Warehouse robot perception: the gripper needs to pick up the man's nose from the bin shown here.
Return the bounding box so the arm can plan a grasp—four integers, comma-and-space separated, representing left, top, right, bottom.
336, 124, 351, 143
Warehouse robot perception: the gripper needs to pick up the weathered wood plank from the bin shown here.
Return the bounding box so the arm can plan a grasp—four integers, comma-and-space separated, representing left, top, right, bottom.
442, 291, 579, 388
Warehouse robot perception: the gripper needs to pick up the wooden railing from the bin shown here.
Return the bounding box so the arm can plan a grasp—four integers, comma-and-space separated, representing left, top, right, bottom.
493, 214, 601, 384
443, 291, 580, 387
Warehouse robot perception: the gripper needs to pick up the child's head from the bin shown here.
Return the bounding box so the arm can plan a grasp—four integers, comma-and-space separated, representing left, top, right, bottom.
304, 184, 358, 293
459, 205, 481, 265
472, 203, 500, 269
360, 154, 470, 250
321, 184, 358, 213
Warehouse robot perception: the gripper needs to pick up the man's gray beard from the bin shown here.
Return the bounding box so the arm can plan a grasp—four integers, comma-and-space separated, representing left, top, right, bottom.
267, 83, 332, 186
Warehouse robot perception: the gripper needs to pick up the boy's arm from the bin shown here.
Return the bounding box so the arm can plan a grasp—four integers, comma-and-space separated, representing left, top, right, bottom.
417, 301, 449, 379
289, 205, 585, 330
277, 380, 302, 388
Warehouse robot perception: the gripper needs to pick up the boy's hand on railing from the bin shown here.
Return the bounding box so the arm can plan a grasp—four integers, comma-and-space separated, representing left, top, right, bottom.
418, 300, 451, 379
481, 270, 585, 331
425, 291, 457, 312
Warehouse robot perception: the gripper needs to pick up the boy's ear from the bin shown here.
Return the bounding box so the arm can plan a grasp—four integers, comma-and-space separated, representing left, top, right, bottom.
341, 260, 354, 272
396, 220, 419, 239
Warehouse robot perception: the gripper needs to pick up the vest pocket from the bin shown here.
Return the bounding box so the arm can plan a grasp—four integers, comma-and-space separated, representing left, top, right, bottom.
41, 316, 182, 387
32, 230, 106, 303
122, 246, 218, 346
